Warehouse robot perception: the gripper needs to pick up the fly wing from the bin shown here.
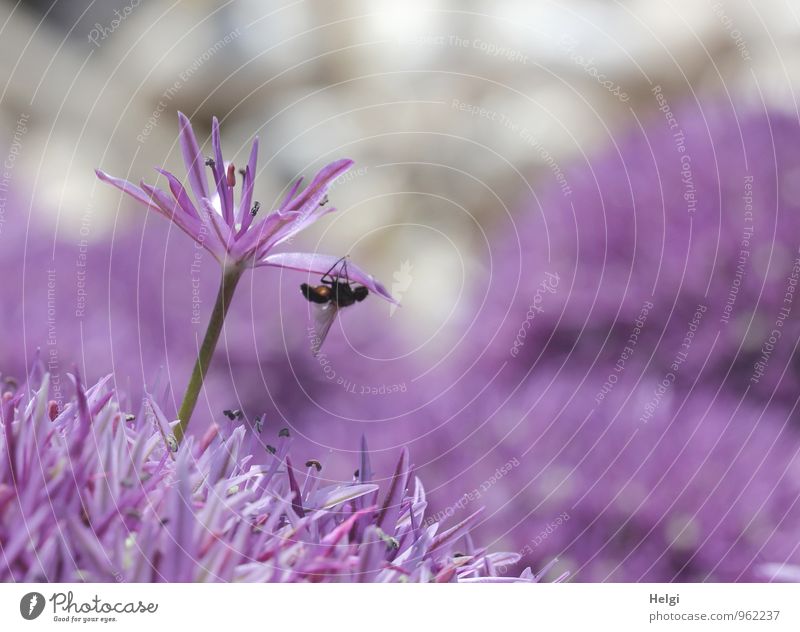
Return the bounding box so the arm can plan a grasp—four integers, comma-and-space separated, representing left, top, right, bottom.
309, 301, 339, 355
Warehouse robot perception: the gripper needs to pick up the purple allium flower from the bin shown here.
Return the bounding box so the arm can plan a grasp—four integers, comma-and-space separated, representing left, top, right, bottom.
95, 113, 394, 299
96, 112, 397, 442
0, 373, 559, 583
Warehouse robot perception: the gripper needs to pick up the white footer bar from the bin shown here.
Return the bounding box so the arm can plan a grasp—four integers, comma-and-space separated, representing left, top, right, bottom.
1, 583, 798, 630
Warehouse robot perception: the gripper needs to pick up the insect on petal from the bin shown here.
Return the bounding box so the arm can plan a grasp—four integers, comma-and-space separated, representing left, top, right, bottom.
259, 253, 399, 304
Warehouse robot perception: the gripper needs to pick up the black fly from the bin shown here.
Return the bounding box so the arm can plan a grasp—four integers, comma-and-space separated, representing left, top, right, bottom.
300, 257, 369, 353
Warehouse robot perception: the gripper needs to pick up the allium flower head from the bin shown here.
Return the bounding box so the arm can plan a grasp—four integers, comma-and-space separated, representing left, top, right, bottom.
0, 373, 557, 583
95, 112, 394, 300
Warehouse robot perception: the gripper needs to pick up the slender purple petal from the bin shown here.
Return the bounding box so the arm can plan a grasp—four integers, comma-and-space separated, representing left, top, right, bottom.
359, 434, 373, 484
163, 447, 195, 582
459, 576, 537, 583
95, 169, 162, 211
2, 393, 21, 483
279, 177, 304, 212
198, 197, 233, 254
155, 168, 200, 219
282, 159, 353, 213
376, 447, 409, 530
139, 183, 219, 257
429, 507, 485, 556
311, 484, 379, 510
260, 159, 354, 249
286, 456, 305, 518
238, 138, 259, 230
356, 526, 384, 582
264, 205, 339, 252
247, 210, 304, 260
229, 207, 298, 262
177, 111, 209, 200
211, 117, 234, 226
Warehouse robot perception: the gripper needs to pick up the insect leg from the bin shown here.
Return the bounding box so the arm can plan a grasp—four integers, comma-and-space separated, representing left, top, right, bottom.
320, 255, 348, 285
340, 257, 352, 284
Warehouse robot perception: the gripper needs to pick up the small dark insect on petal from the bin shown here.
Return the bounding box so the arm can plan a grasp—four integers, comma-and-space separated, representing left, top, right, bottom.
204, 157, 216, 167
278, 427, 290, 438
266, 445, 277, 454
125, 413, 136, 422
380, 533, 399, 551
305, 459, 322, 472
124, 509, 143, 521
223, 409, 244, 421
250, 201, 261, 217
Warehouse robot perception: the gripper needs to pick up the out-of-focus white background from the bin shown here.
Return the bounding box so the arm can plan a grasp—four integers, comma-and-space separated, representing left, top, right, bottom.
3, 0, 799, 350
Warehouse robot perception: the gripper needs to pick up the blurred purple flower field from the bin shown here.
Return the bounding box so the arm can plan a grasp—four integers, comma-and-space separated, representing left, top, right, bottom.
3, 101, 800, 581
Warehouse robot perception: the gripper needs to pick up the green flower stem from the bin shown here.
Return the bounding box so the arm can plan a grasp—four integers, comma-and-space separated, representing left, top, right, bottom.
174, 266, 243, 445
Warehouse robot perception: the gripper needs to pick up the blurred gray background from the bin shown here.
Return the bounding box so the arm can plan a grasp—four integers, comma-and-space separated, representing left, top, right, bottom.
2, 0, 799, 348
